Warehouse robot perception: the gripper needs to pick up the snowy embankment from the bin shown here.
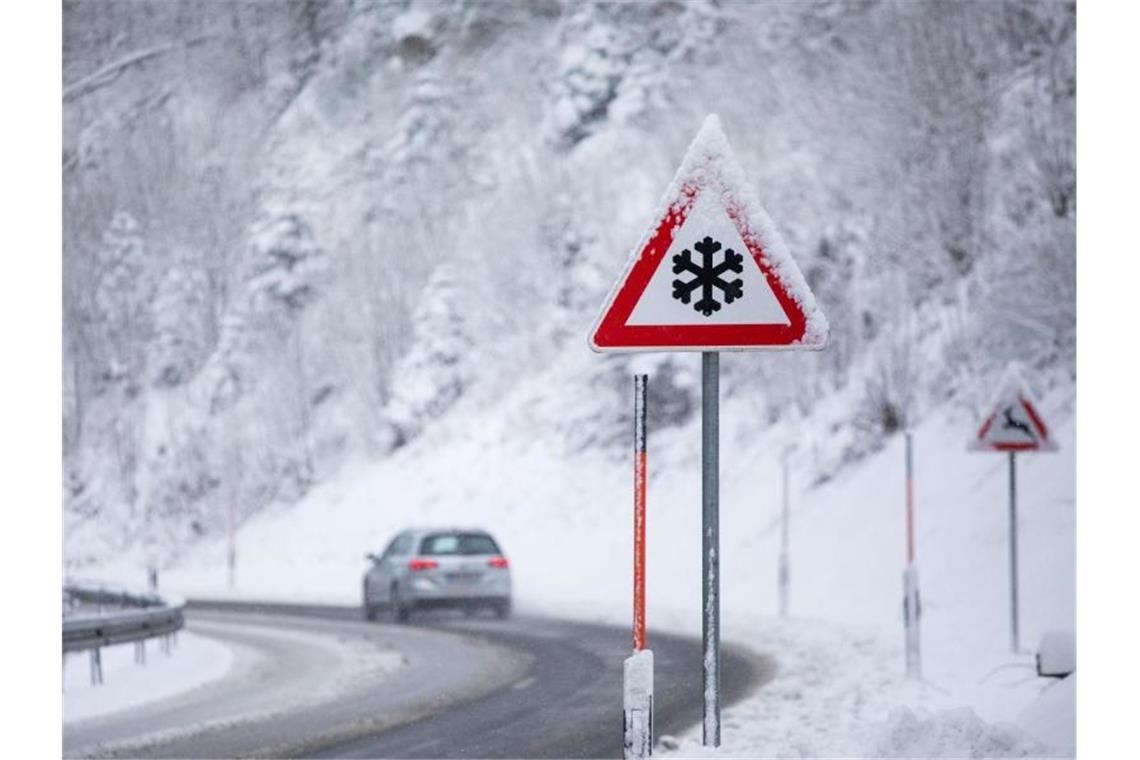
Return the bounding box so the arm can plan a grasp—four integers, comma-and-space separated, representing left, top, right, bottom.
64, 631, 233, 724
89, 351, 1075, 756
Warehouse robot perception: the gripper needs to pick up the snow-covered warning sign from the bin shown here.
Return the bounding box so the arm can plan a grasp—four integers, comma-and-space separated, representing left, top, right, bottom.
970, 364, 1058, 452
589, 115, 828, 352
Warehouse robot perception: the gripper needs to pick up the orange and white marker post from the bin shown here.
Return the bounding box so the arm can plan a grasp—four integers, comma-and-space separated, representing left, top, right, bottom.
624, 374, 654, 759
902, 430, 922, 678
634, 374, 648, 651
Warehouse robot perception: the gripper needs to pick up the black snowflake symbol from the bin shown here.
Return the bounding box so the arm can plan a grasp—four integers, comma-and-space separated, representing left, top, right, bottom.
672, 236, 744, 316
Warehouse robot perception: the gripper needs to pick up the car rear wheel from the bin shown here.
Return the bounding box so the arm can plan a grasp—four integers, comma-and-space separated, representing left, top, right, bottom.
391, 584, 411, 624
493, 600, 511, 620
362, 582, 378, 621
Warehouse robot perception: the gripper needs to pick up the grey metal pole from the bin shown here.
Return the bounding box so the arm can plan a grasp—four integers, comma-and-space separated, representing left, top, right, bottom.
1009, 451, 1020, 653
90, 647, 103, 686
701, 351, 720, 747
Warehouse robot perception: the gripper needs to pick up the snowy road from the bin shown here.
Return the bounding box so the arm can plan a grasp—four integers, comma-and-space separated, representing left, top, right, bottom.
63, 601, 772, 758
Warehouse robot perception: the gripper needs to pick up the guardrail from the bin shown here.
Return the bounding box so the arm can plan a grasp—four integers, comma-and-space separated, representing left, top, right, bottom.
62, 581, 186, 685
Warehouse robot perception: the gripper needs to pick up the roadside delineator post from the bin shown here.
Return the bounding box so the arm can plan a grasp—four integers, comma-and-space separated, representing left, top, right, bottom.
778, 449, 790, 619
902, 430, 922, 679
624, 374, 654, 759
227, 506, 237, 589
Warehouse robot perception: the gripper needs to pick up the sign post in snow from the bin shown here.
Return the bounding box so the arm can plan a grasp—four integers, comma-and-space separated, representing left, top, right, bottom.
969, 363, 1057, 653
591, 115, 827, 747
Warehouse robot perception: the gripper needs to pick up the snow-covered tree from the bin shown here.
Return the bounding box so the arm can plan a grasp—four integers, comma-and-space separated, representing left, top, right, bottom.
379, 263, 474, 450
150, 259, 211, 388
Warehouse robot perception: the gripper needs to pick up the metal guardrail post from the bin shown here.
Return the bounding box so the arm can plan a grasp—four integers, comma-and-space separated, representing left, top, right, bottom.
90, 648, 103, 686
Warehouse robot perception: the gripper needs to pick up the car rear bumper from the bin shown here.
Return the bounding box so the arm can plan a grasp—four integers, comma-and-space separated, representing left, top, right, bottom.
407, 595, 510, 610
407, 573, 510, 602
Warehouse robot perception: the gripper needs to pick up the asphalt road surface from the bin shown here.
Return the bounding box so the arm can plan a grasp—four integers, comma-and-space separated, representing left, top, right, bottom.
63, 600, 775, 758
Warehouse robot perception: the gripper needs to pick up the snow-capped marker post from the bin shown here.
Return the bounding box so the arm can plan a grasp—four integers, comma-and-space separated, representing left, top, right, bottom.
624, 374, 653, 759
903, 430, 921, 678
968, 363, 1057, 653
633, 375, 649, 652
590, 114, 828, 748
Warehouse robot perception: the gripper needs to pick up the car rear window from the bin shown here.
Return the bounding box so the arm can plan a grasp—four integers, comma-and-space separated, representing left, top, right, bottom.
419, 532, 501, 556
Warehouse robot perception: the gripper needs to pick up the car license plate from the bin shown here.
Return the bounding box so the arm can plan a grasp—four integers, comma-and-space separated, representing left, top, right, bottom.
446, 572, 481, 583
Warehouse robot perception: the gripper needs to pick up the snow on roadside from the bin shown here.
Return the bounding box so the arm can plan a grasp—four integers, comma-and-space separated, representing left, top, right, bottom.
1016, 675, 1075, 756
658, 618, 1056, 758
81, 353, 1075, 757
64, 631, 233, 724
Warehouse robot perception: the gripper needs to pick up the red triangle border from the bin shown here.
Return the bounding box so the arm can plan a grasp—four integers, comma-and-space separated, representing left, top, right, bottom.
590, 183, 810, 351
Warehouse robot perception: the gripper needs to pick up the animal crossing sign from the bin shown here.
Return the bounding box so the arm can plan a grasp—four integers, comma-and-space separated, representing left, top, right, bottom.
589, 115, 827, 352
970, 364, 1058, 452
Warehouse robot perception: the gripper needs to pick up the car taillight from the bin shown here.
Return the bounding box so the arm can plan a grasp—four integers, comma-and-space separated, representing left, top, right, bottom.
488, 556, 509, 568
408, 558, 438, 571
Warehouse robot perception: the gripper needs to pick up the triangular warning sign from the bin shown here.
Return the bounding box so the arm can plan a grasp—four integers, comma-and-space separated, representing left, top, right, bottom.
970, 363, 1058, 452
589, 115, 828, 352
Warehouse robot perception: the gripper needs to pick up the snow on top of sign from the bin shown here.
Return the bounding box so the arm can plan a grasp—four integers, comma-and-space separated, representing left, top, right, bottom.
658, 114, 828, 347
990, 361, 1032, 402
977, 361, 1040, 423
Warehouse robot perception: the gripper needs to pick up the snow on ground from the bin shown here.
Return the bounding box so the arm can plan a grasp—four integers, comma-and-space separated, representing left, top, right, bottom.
1015, 675, 1075, 756
64, 631, 233, 724
85, 355, 1075, 757
657, 618, 1054, 758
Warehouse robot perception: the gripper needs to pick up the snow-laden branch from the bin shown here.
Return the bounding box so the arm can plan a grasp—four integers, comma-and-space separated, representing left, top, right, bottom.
63, 36, 216, 102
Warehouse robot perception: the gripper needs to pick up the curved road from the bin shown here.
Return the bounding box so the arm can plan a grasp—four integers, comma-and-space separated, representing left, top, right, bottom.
64, 600, 775, 758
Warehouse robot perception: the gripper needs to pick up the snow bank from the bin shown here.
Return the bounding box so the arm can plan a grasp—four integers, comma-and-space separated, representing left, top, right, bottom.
1016, 675, 1075, 755
64, 631, 233, 724
86, 352, 1074, 758
864, 707, 1046, 758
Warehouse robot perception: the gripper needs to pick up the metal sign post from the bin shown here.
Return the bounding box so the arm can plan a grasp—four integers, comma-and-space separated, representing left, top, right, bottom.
1008, 451, 1020, 653
968, 362, 1056, 654
701, 352, 720, 747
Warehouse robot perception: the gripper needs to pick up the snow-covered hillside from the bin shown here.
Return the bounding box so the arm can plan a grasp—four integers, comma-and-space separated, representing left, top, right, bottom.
63, 2, 1076, 750
63, 1, 1075, 569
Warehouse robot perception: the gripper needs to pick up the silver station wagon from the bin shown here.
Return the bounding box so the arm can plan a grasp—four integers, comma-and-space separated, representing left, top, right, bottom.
363, 528, 512, 622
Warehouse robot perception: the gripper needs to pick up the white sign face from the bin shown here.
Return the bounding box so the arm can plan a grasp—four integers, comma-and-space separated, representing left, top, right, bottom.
625, 192, 792, 327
